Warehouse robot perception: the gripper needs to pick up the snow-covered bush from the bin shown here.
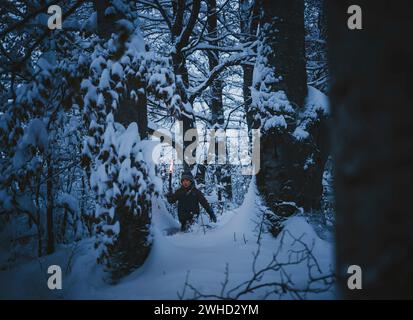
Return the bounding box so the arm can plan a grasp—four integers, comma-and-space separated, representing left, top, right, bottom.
80, 19, 183, 279
91, 114, 154, 279
0, 33, 92, 256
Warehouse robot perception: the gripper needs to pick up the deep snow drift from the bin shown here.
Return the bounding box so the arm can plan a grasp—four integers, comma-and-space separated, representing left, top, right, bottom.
0, 179, 335, 299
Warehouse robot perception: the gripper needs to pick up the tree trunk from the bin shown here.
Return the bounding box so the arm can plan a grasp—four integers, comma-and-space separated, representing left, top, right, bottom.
327, 0, 413, 299
240, 0, 260, 138
171, 52, 197, 171
93, 0, 148, 138
261, 0, 307, 108
115, 82, 148, 139
207, 0, 224, 129
94, 0, 125, 40
170, 1, 199, 171
255, 0, 313, 223
206, 0, 232, 201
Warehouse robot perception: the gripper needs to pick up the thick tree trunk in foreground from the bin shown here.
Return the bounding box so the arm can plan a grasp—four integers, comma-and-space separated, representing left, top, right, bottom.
327, 0, 413, 298
256, 0, 326, 224
261, 0, 307, 108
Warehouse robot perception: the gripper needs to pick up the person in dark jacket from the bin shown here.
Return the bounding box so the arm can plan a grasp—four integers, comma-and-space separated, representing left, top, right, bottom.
167, 171, 217, 231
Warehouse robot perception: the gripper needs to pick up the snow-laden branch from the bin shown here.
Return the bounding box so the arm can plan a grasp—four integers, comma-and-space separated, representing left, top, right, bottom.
188, 49, 255, 104
175, 0, 201, 51
184, 43, 245, 55
153, 0, 172, 31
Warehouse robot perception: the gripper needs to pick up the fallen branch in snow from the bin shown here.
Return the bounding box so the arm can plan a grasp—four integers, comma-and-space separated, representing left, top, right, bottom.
177, 230, 335, 300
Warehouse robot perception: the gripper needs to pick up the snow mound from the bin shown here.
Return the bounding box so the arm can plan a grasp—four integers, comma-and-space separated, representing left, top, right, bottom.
0, 179, 335, 299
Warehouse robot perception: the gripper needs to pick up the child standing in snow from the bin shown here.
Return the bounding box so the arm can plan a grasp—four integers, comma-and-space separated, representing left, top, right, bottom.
166, 171, 217, 232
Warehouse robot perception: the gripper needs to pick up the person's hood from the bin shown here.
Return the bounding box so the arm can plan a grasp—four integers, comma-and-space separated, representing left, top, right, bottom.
181, 171, 194, 183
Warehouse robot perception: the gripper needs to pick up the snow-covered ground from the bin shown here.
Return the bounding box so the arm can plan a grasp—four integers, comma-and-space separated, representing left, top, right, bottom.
0, 179, 335, 299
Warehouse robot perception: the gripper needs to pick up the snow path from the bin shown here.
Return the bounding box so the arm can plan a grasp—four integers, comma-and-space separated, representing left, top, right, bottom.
0, 180, 335, 299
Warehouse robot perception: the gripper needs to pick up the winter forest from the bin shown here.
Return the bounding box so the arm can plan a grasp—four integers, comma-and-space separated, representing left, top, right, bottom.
1, 0, 412, 300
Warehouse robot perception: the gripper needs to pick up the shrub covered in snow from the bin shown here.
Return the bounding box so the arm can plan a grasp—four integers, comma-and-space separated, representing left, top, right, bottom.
80, 19, 184, 279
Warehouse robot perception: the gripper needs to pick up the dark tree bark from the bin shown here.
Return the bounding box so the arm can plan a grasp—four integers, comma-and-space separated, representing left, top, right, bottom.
300, 117, 329, 210
318, 0, 328, 42
108, 197, 151, 280
206, 0, 224, 129
260, 0, 307, 108
206, 0, 232, 201
115, 80, 148, 140
93, 0, 148, 139
171, 0, 200, 171
94, 0, 117, 40
255, 0, 321, 224
327, 0, 413, 299
240, 0, 260, 137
